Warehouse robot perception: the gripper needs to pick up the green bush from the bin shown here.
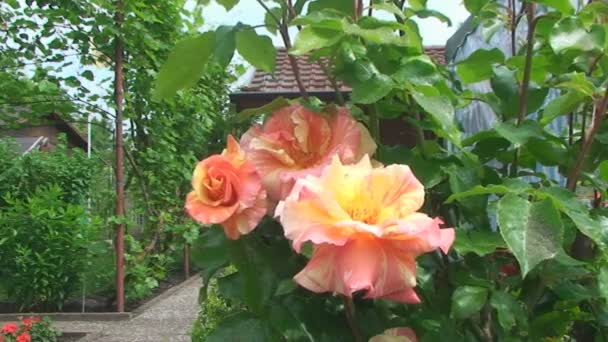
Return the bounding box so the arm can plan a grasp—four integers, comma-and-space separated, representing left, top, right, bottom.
191, 277, 243, 342
0, 186, 95, 311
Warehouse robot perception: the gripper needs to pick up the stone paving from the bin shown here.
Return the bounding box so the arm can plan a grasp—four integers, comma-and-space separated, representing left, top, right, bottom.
54, 275, 200, 342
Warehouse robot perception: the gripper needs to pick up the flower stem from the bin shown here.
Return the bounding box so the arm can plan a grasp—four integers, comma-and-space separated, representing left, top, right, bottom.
343, 296, 363, 342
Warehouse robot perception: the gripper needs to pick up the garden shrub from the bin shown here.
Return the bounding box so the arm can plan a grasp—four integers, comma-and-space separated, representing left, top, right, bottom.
0, 186, 95, 311
1, 316, 61, 342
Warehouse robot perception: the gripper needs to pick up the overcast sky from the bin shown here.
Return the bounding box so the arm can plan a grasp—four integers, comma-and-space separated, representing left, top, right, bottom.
197, 0, 470, 46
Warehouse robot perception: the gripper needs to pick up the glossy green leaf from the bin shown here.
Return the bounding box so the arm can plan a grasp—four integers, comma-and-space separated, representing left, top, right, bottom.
308, 0, 354, 15
213, 25, 236, 68
451, 286, 489, 319
599, 266, 608, 301
154, 32, 215, 99
206, 312, 280, 342
237, 97, 290, 122
532, 0, 574, 14
497, 195, 564, 277
291, 26, 342, 55
446, 179, 531, 203
464, 0, 485, 14
393, 55, 438, 85
371, 3, 405, 19
409, 0, 427, 11
540, 91, 586, 126
227, 237, 280, 314
343, 23, 408, 46
351, 74, 394, 104
413, 9, 452, 26
456, 48, 505, 84
490, 291, 525, 330
495, 120, 544, 148
550, 16, 604, 54
264, 7, 283, 34
556, 72, 596, 97
454, 230, 506, 256
216, 0, 238, 11
236, 29, 276, 72
600, 160, 608, 181
411, 90, 461, 145
525, 138, 568, 166
536, 187, 607, 248
190, 227, 229, 281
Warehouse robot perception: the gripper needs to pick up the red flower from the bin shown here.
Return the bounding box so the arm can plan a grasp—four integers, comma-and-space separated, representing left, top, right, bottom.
20, 317, 41, 331
1, 323, 18, 334
16, 332, 31, 342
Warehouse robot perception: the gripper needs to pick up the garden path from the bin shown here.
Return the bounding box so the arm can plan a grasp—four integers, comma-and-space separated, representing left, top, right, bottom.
56, 275, 200, 342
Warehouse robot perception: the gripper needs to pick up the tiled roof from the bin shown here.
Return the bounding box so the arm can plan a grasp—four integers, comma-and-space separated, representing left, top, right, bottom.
240, 46, 446, 93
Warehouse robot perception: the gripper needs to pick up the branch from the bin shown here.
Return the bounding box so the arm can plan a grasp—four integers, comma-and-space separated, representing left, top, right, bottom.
255, 0, 308, 97
566, 87, 608, 191
316, 58, 344, 105
516, 3, 537, 126
342, 296, 363, 342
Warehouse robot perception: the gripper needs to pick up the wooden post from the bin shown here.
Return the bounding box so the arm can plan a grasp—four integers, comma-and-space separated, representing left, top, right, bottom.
114, 0, 126, 313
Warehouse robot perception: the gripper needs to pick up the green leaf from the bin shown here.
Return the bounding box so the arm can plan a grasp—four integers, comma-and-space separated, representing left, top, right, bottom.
495, 120, 543, 147
190, 227, 229, 281
409, 0, 427, 11
227, 237, 280, 314
556, 72, 596, 97
351, 74, 394, 104
456, 48, 505, 84
447, 179, 532, 204
371, 3, 405, 19
411, 90, 461, 145
413, 9, 452, 26
497, 195, 564, 277
236, 29, 276, 73
213, 26, 236, 68
343, 23, 408, 46
598, 266, 608, 301
264, 7, 283, 34
237, 96, 290, 122
550, 16, 604, 54
81, 70, 94, 81
490, 291, 525, 330
600, 160, 608, 181
154, 32, 215, 99
464, 0, 485, 14
525, 138, 568, 166
540, 91, 586, 126
451, 286, 489, 319
454, 230, 506, 256
393, 55, 438, 85
532, 0, 575, 15
308, 0, 354, 15
291, 26, 342, 55
216, 0, 238, 11
206, 312, 280, 342
536, 187, 607, 248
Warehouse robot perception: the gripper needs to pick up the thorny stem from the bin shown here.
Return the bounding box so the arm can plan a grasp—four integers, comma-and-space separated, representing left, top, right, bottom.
255, 0, 307, 97
509, 0, 516, 56
512, 3, 538, 176
317, 59, 344, 105
343, 296, 363, 342
568, 87, 608, 260
566, 87, 608, 191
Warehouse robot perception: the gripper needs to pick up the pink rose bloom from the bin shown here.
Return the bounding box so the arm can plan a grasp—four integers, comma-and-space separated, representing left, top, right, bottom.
16, 333, 31, 342
1, 323, 17, 334
369, 327, 418, 342
185, 135, 267, 240
276, 156, 454, 303
241, 103, 376, 202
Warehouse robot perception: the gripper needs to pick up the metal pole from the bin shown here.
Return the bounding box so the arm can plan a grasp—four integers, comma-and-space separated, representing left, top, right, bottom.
114, 0, 126, 313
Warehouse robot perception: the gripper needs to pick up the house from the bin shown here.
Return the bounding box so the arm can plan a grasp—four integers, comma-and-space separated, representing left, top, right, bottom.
0, 112, 88, 155
230, 46, 447, 147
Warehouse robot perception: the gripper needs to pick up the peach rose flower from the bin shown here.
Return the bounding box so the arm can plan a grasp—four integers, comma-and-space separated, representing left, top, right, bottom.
240, 103, 376, 202
276, 156, 454, 303
185, 135, 266, 240
369, 327, 418, 342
